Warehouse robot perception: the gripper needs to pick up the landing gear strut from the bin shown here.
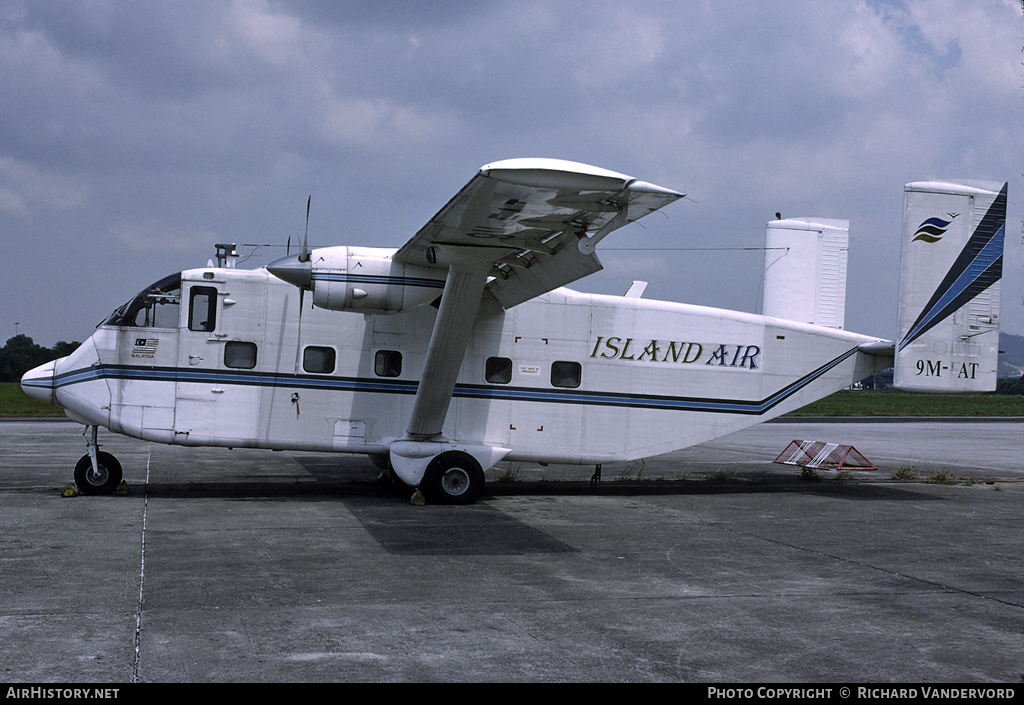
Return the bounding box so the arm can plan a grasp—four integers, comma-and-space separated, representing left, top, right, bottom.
74, 426, 122, 496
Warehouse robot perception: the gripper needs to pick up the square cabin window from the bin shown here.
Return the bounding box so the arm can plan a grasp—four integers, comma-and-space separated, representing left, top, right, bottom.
224, 341, 257, 369
550, 360, 581, 388
374, 350, 402, 378
485, 357, 512, 384
303, 346, 336, 374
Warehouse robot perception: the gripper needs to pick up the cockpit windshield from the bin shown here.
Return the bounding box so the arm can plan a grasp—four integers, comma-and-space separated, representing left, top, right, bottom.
103, 273, 182, 329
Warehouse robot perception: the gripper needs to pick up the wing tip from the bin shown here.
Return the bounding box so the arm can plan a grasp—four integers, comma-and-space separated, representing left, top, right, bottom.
479, 158, 684, 199
479, 158, 632, 191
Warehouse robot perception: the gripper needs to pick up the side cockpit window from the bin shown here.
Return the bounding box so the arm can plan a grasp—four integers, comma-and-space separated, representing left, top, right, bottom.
188, 286, 218, 332
103, 273, 181, 329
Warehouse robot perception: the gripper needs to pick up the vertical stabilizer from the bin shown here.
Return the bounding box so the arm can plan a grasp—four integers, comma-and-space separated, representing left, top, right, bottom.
762, 218, 849, 329
895, 180, 1006, 393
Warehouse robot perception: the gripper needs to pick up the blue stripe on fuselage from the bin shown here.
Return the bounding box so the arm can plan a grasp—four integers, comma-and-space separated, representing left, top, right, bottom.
49, 346, 860, 417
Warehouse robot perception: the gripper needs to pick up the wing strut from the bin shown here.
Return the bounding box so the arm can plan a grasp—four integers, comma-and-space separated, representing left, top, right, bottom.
389, 262, 511, 490
406, 262, 488, 439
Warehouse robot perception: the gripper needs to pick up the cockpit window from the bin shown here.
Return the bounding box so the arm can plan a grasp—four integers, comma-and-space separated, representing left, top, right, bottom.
188, 286, 217, 332
103, 273, 182, 329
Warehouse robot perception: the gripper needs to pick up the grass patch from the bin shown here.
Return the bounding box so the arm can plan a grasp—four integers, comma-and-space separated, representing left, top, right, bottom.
786, 390, 1024, 417
925, 470, 958, 485
799, 467, 821, 482
0, 383, 64, 417
891, 466, 919, 481
493, 462, 522, 483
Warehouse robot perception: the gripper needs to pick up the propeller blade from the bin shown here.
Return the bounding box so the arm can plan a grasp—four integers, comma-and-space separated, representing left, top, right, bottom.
299, 195, 311, 263
294, 287, 305, 375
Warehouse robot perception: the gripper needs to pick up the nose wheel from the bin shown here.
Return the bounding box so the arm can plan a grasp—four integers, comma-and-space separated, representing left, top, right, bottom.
74, 451, 123, 495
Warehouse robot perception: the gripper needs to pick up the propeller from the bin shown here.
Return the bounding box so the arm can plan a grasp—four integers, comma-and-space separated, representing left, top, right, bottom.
267, 196, 315, 376
300, 195, 311, 262
294, 195, 312, 374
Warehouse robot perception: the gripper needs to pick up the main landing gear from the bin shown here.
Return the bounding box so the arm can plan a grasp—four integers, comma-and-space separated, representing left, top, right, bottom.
420, 451, 485, 505
373, 449, 487, 505
73, 426, 123, 496
388, 441, 508, 506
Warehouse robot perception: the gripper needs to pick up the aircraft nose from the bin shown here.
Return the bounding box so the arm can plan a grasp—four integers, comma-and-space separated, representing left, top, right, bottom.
20, 359, 59, 406
267, 254, 312, 289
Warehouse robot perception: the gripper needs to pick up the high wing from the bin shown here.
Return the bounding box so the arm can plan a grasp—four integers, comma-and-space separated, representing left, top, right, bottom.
395, 159, 683, 446
394, 158, 684, 309
269, 158, 684, 490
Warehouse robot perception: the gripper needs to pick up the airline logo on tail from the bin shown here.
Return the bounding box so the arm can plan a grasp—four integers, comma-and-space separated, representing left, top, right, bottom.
911, 212, 959, 243
898, 184, 1006, 351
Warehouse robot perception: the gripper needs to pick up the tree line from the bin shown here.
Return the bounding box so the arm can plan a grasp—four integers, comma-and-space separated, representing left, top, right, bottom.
1, 336, 81, 383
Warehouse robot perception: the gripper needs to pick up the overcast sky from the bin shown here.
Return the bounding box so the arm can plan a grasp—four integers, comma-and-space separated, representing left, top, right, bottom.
2, 0, 1022, 347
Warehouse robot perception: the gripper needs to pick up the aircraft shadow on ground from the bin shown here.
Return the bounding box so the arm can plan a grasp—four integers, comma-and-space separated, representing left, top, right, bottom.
129, 475, 942, 556
131, 474, 944, 508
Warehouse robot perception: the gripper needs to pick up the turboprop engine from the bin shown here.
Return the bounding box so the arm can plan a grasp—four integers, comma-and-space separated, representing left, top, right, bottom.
267, 246, 444, 314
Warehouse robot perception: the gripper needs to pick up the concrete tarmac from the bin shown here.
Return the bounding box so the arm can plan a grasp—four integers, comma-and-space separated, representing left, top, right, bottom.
1, 418, 1022, 683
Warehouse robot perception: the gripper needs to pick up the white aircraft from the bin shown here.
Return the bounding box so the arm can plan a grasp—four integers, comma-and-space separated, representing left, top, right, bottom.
21, 159, 1007, 504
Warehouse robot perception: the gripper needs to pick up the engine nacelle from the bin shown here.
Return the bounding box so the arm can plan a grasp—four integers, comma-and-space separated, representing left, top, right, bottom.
308, 246, 444, 314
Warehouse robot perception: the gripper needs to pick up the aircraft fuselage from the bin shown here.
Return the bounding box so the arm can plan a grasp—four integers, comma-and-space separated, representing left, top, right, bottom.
34, 262, 890, 467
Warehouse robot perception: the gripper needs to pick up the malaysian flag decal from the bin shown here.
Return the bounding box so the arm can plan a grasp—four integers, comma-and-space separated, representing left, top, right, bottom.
132, 338, 159, 356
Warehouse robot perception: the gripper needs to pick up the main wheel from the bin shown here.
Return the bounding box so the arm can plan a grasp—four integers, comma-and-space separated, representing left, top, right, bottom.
74, 452, 123, 496
421, 452, 484, 505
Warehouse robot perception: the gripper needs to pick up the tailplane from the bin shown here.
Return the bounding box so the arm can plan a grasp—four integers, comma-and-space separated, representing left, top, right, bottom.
894, 180, 1007, 393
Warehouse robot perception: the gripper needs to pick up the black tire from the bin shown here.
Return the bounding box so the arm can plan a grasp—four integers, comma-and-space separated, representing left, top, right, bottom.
421, 452, 484, 505
74, 452, 123, 496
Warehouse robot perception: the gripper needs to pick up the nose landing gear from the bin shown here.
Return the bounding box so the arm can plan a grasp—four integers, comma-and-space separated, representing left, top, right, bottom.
73, 426, 123, 496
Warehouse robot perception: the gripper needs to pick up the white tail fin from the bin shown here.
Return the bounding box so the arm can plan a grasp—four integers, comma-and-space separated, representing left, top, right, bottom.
762, 217, 849, 329
894, 180, 1007, 393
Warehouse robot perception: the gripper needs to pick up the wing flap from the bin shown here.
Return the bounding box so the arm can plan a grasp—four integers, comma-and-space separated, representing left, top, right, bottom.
394, 158, 683, 308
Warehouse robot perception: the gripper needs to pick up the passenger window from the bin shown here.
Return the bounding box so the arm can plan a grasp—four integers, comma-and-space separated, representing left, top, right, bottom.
374, 350, 402, 377
303, 346, 336, 374
551, 360, 581, 388
224, 341, 257, 369
188, 286, 217, 332
485, 357, 512, 384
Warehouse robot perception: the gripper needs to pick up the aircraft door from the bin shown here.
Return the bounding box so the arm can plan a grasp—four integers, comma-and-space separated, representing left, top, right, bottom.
174, 276, 266, 446
507, 300, 586, 460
